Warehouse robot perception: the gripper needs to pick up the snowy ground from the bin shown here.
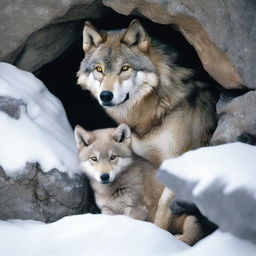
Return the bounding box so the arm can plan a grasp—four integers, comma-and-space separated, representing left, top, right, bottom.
0, 214, 188, 256
0, 214, 255, 256
0, 62, 79, 176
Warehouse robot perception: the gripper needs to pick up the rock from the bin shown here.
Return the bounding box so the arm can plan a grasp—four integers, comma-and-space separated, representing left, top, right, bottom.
103, 0, 256, 89
157, 142, 256, 244
0, 0, 111, 71
0, 163, 99, 222
1, 0, 255, 90
211, 90, 256, 145
0, 63, 99, 222
0, 96, 26, 119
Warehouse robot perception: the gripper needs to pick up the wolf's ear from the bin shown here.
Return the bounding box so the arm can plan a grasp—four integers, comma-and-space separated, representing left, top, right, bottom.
112, 124, 131, 144
122, 19, 149, 52
74, 125, 94, 150
83, 21, 104, 52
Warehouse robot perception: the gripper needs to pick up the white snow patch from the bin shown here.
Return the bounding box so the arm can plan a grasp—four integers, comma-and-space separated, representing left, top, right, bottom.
175, 231, 256, 256
160, 142, 256, 198
0, 62, 79, 176
0, 214, 188, 256
0, 215, 255, 256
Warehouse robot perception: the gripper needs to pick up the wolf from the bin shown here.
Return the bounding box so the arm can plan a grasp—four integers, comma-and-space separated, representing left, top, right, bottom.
74, 123, 204, 245
74, 124, 164, 222
77, 19, 217, 245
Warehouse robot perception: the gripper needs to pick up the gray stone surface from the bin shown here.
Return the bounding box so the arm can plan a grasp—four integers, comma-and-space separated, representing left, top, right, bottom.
1, 0, 255, 89
211, 90, 256, 145
103, 0, 256, 89
157, 168, 256, 244
0, 0, 110, 71
0, 163, 99, 222
0, 96, 26, 119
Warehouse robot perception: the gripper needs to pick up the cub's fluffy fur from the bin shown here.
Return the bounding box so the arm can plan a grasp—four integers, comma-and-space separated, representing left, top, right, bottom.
74, 124, 164, 222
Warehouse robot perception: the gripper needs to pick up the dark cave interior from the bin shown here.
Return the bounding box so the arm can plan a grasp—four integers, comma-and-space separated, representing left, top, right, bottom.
36, 12, 220, 131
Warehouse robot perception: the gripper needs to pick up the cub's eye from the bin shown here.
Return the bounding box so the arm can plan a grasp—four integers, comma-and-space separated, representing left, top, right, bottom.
121, 65, 130, 72
90, 156, 98, 161
95, 66, 103, 73
110, 155, 118, 160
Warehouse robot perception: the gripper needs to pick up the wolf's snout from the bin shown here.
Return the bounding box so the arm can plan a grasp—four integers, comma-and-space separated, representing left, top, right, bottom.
100, 91, 113, 103
100, 173, 110, 182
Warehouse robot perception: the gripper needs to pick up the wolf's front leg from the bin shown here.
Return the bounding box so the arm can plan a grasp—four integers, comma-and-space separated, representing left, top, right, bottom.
154, 187, 176, 230
175, 215, 203, 246
124, 205, 148, 221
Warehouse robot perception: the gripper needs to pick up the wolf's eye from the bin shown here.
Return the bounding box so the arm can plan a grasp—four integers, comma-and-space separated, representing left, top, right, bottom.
95, 66, 103, 73
110, 154, 118, 160
121, 65, 130, 72
90, 156, 98, 161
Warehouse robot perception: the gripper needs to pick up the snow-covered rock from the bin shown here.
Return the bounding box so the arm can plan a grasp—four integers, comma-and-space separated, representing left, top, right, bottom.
0, 214, 188, 256
157, 142, 256, 243
0, 62, 79, 176
0, 63, 98, 221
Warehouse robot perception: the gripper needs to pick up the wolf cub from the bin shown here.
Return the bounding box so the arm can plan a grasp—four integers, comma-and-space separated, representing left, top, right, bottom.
74, 124, 164, 222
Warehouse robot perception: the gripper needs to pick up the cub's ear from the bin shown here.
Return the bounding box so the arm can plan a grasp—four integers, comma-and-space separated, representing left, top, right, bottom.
122, 19, 149, 52
112, 124, 131, 144
82, 21, 104, 52
74, 125, 94, 150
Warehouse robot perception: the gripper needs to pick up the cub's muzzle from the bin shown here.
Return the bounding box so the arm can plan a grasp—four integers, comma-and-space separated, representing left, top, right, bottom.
100, 173, 110, 184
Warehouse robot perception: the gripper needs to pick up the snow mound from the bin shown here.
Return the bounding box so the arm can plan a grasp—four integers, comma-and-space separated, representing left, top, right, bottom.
160, 142, 256, 198
157, 142, 256, 243
0, 214, 188, 256
175, 231, 256, 256
1, 214, 256, 256
0, 62, 79, 176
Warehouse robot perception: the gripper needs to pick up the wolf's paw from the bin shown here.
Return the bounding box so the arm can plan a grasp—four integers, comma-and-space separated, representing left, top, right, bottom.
175, 234, 195, 246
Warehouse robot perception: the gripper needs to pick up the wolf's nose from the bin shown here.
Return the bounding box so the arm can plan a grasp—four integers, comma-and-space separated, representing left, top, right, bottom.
100, 173, 110, 182
100, 91, 113, 102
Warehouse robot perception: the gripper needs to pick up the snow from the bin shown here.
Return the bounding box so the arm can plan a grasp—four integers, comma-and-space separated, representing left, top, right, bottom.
0, 214, 188, 256
0, 62, 79, 176
0, 214, 255, 256
175, 231, 256, 256
160, 142, 256, 198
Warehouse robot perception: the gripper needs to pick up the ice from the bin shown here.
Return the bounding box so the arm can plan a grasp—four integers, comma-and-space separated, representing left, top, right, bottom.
0, 62, 79, 176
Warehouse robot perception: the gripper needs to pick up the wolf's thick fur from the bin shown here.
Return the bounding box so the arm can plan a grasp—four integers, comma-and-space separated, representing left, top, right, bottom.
77, 20, 217, 245
74, 124, 164, 222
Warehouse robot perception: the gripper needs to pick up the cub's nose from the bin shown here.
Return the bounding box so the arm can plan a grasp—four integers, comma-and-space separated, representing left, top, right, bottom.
100, 91, 113, 103
100, 173, 110, 182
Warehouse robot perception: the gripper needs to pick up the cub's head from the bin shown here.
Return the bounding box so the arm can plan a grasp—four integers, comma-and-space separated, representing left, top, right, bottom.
77, 19, 158, 109
74, 124, 133, 184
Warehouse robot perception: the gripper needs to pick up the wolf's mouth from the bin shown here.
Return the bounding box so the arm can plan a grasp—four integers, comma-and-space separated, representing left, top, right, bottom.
100, 181, 111, 184
102, 93, 129, 107
121, 93, 130, 104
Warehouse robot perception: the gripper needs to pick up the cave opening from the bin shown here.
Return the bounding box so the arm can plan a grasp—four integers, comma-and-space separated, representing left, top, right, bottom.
36, 12, 219, 131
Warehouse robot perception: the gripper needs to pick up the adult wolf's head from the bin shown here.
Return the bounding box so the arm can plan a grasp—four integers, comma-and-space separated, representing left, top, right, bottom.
74, 124, 133, 184
77, 19, 158, 108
